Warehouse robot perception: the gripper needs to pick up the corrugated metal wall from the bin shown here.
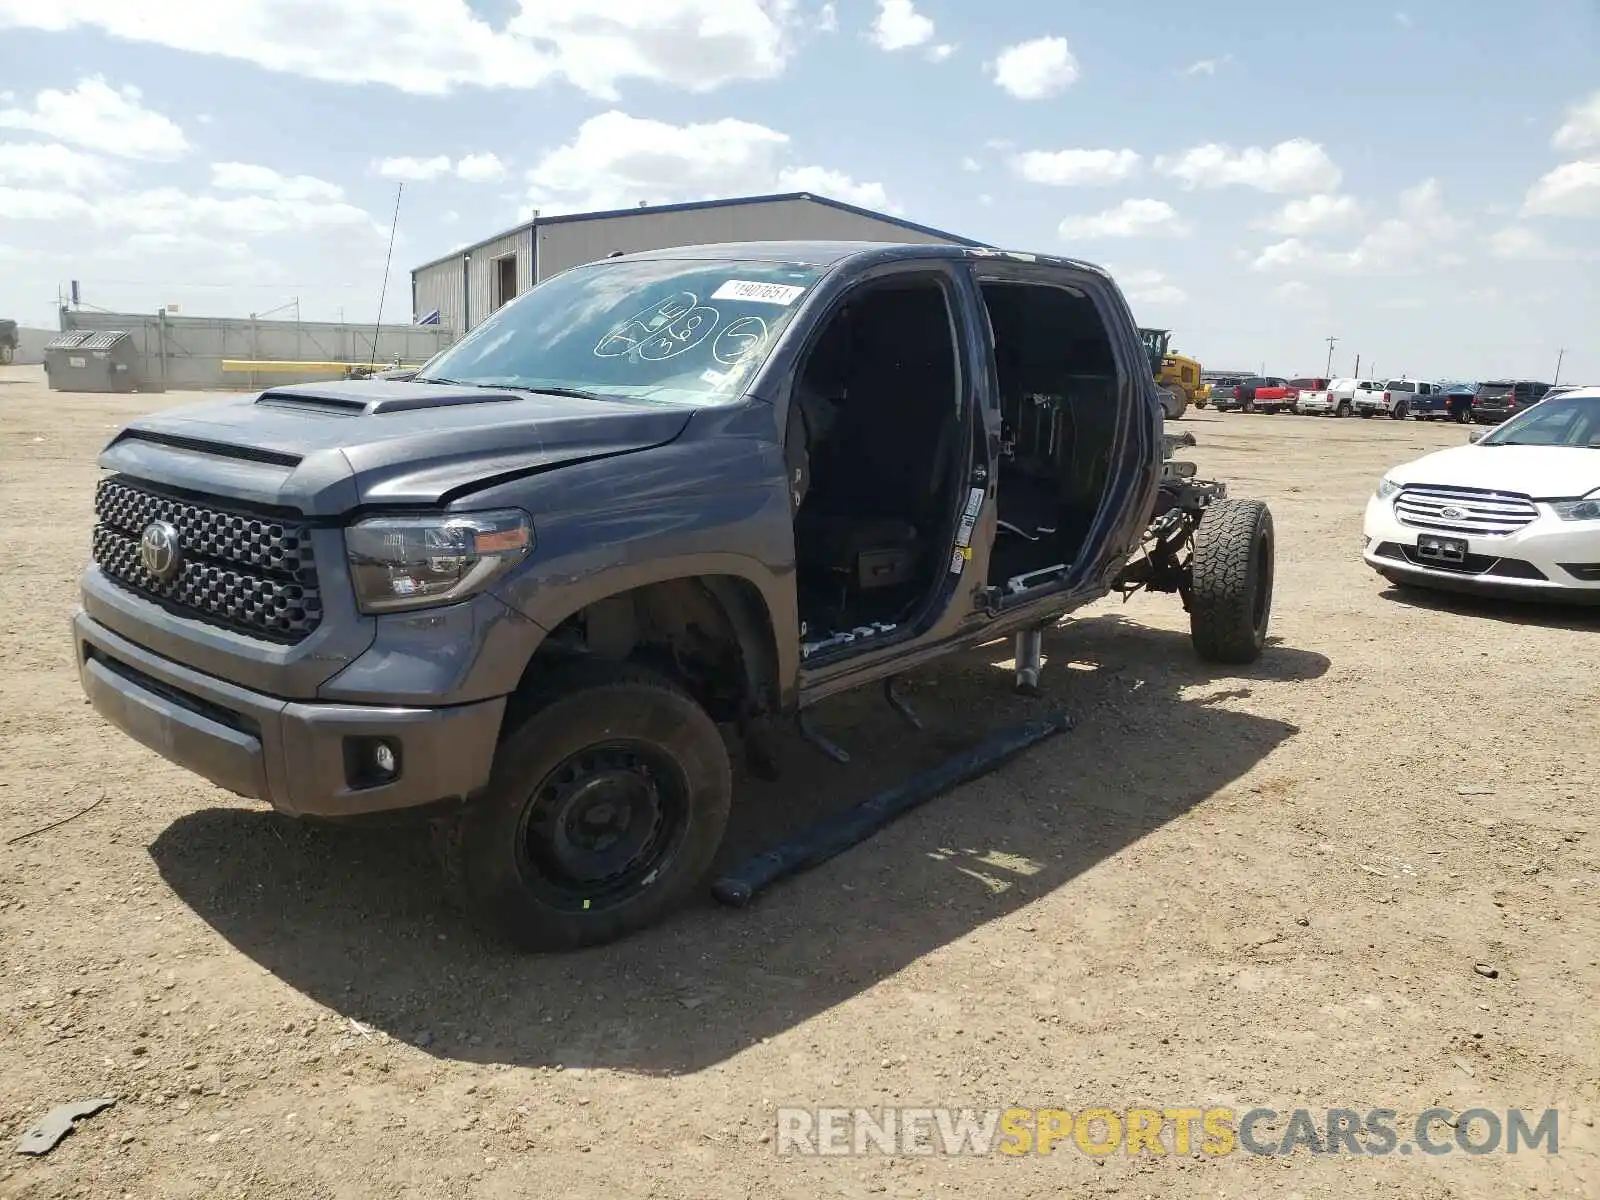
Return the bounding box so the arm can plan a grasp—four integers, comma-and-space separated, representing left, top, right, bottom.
413, 227, 534, 338
59, 310, 454, 390
536, 199, 953, 281
413, 199, 963, 335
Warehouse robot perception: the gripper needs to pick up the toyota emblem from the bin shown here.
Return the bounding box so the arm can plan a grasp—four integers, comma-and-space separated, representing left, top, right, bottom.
1438, 506, 1466, 520
139, 521, 183, 582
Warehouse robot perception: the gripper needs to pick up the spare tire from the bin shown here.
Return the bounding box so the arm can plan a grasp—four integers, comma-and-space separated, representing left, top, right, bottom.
1189, 499, 1274, 664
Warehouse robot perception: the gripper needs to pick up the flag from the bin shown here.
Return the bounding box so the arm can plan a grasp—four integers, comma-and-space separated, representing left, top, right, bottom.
416, 309, 441, 325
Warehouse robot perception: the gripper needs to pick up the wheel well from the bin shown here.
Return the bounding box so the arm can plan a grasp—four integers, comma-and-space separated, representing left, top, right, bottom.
505, 576, 780, 732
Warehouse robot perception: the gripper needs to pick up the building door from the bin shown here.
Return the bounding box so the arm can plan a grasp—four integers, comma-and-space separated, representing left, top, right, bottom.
493, 255, 517, 310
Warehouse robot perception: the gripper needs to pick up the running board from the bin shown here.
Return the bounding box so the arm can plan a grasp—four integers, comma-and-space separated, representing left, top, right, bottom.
711, 710, 1074, 907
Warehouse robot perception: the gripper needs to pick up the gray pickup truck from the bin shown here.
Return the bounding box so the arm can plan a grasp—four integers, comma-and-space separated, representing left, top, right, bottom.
73, 241, 1275, 949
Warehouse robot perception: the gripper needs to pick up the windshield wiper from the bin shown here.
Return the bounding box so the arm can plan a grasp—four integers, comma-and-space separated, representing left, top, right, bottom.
496, 384, 616, 402
412, 375, 470, 386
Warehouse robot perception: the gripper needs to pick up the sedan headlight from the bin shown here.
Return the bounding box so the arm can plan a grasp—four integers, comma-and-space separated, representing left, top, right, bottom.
1550, 495, 1600, 522
345, 510, 533, 613
1375, 476, 1401, 500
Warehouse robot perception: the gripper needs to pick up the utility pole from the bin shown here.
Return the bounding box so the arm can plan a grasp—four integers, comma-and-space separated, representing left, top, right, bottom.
1324, 335, 1339, 378
1553, 348, 1565, 386
1353, 353, 1361, 378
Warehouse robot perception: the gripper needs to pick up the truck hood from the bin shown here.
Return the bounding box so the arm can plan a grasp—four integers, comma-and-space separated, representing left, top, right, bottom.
99, 380, 696, 514
1388, 444, 1600, 500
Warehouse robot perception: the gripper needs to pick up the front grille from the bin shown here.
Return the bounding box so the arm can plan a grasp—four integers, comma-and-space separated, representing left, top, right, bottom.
1394, 485, 1539, 536
92, 478, 323, 642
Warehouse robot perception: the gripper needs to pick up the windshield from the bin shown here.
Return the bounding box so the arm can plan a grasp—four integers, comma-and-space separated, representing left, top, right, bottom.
417, 258, 826, 406
1476, 381, 1514, 399
1478, 395, 1600, 447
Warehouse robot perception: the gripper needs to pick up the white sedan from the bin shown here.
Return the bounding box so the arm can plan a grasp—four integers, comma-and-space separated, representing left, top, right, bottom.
1362, 386, 1600, 600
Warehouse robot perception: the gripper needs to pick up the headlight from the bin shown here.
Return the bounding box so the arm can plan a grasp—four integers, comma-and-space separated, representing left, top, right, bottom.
1375, 477, 1401, 500
344, 509, 533, 613
1551, 496, 1600, 522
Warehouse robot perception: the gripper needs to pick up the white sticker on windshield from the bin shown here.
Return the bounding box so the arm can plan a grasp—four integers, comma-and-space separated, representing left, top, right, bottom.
711, 280, 806, 306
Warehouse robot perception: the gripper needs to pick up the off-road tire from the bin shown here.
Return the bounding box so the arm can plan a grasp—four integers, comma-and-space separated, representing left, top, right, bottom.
1454, 406, 1472, 424
1242, 398, 1255, 414
1163, 389, 1188, 421
1390, 401, 1409, 420
1189, 499, 1274, 665
1336, 400, 1352, 418
453, 661, 732, 951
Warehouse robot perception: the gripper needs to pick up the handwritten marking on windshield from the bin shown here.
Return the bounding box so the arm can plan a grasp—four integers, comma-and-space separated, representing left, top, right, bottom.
712, 316, 770, 366
594, 292, 718, 360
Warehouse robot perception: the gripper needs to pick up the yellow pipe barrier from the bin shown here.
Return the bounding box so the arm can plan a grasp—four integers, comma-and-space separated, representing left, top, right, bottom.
221, 360, 428, 373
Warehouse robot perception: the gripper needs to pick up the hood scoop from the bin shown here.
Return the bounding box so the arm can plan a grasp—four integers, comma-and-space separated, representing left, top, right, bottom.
254, 385, 520, 417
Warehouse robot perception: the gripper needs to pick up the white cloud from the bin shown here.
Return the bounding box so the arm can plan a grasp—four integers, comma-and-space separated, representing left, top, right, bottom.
0, 76, 188, 160
1013, 148, 1141, 186
1115, 268, 1186, 305
1261, 193, 1361, 235
991, 37, 1079, 100
378, 155, 453, 182
926, 42, 956, 62
1553, 91, 1600, 151
1487, 226, 1562, 260
1058, 198, 1191, 240
376, 153, 507, 183
816, 3, 838, 33
1184, 54, 1232, 76
455, 152, 507, 183
0, 0, 798, 99
777, 165, 896, 211
211, 162, 345, 202
0, 142, 116, 190
960, 156, 981, 173
520, 109, 893, 216
870, 0, 933, 50
1156, 138, 1341, 194
1251, 178, 1466, 272
1522, 159, 1600, 216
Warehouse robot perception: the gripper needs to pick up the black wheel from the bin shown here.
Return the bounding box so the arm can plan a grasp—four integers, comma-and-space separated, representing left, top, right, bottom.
1242, 398, 1255, 413
1390, 401, 1408, 420
1454, 407, 1472, 424
1335, 400, 1351, 418
455, 662, 732, 950
1189, 499, 1274, 665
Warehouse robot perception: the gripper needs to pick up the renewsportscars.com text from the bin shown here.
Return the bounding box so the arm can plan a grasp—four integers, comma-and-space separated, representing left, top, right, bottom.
775, 1106, 1560, 1158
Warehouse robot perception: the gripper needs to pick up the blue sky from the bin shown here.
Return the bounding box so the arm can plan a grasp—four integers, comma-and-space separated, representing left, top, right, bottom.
1, 0, 1596, 382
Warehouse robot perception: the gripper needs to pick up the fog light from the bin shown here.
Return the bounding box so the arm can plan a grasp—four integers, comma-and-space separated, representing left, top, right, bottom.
373, 742, 397, 776
344, 736, 401, 789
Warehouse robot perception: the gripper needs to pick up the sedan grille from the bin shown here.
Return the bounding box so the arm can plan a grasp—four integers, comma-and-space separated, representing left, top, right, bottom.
92, 478, 323, 642
1394, 485, 1539, 536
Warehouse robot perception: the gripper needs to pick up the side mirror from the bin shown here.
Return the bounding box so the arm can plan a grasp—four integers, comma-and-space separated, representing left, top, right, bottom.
1467, 431, 1484, 444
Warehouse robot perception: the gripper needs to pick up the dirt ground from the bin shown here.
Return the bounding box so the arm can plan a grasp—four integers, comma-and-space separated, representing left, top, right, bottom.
1, 363, 1597, 1199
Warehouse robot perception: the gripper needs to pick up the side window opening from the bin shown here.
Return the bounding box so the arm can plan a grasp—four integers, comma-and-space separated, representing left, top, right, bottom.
977, 280, 1122, 592
790, 276, 966, 644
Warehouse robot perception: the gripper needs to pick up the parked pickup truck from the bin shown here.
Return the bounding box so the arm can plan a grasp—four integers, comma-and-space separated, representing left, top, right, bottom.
1352, 379, 1425, 419
1216, 376, 1294, 413
1289, 377, 1334, 415
72, 241, 1276, 950
1411, 381, 1476, 423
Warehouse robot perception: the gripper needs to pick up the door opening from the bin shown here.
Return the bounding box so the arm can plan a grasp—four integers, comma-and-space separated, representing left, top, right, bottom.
979, 281, 1123, 593
788, 277, 967, 652
493, 255, 518, 310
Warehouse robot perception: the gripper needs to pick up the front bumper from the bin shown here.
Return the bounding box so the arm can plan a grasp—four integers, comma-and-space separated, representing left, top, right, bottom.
1362, 497, 1600, 601
74, 611, 506, 818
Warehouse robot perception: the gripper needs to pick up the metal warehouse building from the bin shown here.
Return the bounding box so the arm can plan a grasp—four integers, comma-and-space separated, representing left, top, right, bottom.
410, 192, 980, 336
